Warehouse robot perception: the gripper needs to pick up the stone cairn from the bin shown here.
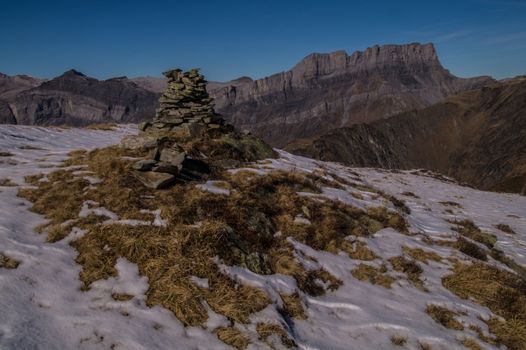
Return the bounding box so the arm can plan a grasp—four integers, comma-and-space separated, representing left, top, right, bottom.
131, 68, 225, 189
139, 68, 225, 133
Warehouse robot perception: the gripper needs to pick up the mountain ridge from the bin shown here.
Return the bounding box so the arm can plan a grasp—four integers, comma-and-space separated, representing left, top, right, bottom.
209, 42, 495, 146
286, 78, 526, 194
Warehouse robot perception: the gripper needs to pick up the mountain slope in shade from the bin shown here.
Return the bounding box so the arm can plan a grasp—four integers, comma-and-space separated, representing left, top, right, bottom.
0, 72, 43, 100
0, 73, 44, 124
6, 70, 159, 126
287, 78, 526, 194
209, 43, 495, 147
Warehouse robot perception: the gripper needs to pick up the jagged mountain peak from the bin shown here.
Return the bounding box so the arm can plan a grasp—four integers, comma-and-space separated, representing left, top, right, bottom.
290, 43, 440, 78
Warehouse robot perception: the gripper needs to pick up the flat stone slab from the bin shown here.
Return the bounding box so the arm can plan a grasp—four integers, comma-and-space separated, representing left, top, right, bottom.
132, 170, 176, 189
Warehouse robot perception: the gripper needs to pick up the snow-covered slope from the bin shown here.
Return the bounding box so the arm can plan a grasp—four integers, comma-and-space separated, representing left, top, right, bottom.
0, 125, 525, 350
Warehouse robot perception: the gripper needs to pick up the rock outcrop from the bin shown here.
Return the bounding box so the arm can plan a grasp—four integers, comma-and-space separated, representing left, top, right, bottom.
4, 70, 158, 125
287, 78, 526, 194
123, 68, 275, 189
0, 72, 42, 100
209, 43, 495, 147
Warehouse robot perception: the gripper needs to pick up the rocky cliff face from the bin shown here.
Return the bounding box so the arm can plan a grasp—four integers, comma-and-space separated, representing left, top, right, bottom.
209, 43, 494, 147
0, 73, 43, 123
5, 70, 158, 126
287, 78, 526, 194
0, 72, 42, 100
0, 43, 495, 138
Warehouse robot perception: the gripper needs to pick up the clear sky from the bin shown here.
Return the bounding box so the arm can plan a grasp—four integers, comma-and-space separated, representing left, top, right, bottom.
1, 0, 525, 81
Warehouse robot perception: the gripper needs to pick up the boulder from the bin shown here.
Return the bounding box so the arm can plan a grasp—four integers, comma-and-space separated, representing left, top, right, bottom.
120, 134, 158, 150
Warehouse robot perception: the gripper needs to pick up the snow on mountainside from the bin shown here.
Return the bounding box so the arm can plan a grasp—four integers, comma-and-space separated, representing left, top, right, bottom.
1, 125, 525, 350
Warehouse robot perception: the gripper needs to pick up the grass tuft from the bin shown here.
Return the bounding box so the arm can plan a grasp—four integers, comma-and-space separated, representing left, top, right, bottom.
0, 253, 20, 269
352, 264, 396, 288
216, 327, 250, 350
425, 304, 464, 330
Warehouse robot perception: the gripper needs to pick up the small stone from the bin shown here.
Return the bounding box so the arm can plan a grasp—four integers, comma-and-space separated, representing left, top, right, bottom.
132, 159, 156, 171
152, 161, 181, 175
159, 148, 186, 165
132, 171, 176, 189
120, 134, 158, 150
183, 123, 205, 137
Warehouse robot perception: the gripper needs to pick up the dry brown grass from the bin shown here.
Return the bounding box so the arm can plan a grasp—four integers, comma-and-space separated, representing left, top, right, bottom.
352, 264, 396, 288
425, 304, 464, 330
279, 292, 307, 319
403, 246, 442, 264
83, 123, 118, 131
16, 138, 418, 348
455, 237, 487, 261
495, 223, 516, 234
451, 219, 496, 249
379, 192, 411, 214
216, 327, 250, 350
0, 253, 20, 269
390, 334, 407, 346
459, 337, 482, 350
389, 256, 425, 290
0, 178, 16, 186
443, 262, 526, 350
111, 293, 134, 301
256, 323, 296, 348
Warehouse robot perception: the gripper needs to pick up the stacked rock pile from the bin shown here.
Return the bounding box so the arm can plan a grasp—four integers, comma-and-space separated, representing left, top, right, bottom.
124, 68, 275, 189
139, 68, 225, 133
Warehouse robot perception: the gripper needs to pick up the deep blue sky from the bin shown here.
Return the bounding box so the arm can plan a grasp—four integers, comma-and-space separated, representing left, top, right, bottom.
1, 0, 525, 81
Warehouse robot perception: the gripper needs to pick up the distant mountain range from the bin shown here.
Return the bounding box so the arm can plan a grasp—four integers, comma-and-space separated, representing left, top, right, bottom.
2, 42, 524, 193
0, 70, 158, 125
287, 77, 526, 194
0, 42, 493, 136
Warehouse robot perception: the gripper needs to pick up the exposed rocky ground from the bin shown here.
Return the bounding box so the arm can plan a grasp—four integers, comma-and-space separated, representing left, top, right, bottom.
287, 77, 526, 195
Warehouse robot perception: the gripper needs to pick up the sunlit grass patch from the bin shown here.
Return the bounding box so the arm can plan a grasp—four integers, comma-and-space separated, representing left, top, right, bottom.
425, 304, 464, 330
443, 262, 526, 350
0, 253, 20, 269
216, 327, 250, 350
83, 123, 118, 131
390, 334, 407, 346
389, 255, 425, 290
459, 337, 482, 350
403, 246, 442, 264
451, 219, 496, 248
256, 323, 296, 348
351, 264, 397, 288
